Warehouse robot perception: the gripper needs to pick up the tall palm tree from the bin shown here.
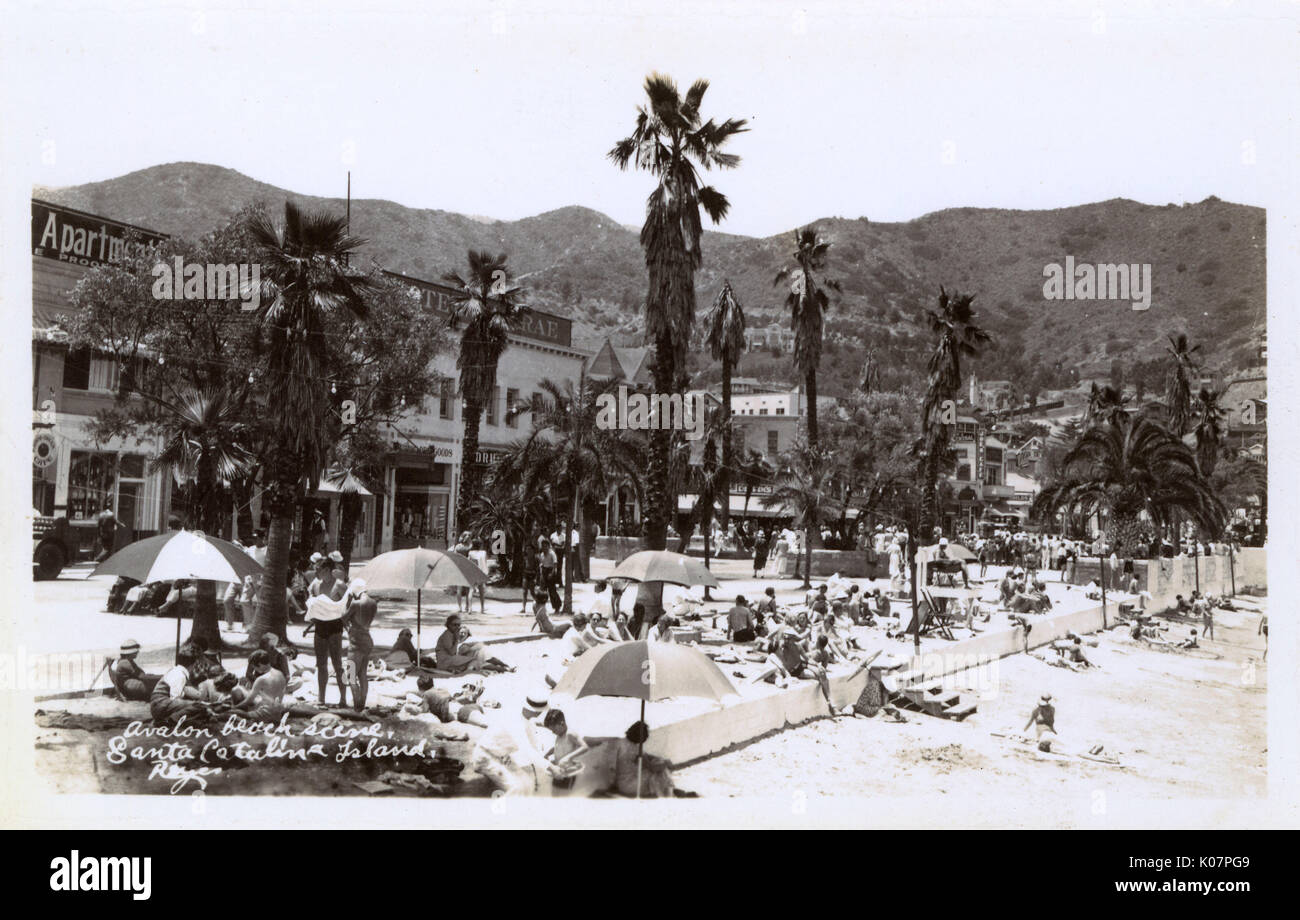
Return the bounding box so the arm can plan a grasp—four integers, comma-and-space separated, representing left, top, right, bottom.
245, 202, 372, 644
149, 385, 256, 649
513, 372, 644, 612
859, 347, 881, 395
1193, 386, 1227, 477
1165, 333, 1202, 436
609, 73, 747, 550
918, 288, 990, 537
761, 443, 843, 589
705, 279, 745, 529
774, 227, 840, 448
443, 250, 529, 535
1031, 412, 1227, 557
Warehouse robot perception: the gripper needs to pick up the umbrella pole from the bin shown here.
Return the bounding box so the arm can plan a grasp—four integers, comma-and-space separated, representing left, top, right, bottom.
637, 697, 645, 801
175, 613, 182, 658
416, 589, 422, 664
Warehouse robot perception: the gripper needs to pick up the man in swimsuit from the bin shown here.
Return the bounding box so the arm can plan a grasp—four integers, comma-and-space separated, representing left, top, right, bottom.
726, 595, 757, 644
149, 646, 210, 725
344, 578, 377, 710
233, 650, 288, 722
1024, 694, 1057, 751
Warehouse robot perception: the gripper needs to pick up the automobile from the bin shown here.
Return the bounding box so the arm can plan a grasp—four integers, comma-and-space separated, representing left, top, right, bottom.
33, 513, 74, 580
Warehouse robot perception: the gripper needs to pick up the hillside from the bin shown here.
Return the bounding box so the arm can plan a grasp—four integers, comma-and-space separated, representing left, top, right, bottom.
36, 163, 1266, 396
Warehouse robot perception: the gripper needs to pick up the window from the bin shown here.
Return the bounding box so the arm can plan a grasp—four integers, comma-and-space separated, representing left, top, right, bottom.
439, 378, 454, 419
767, 431, 779, 455
984, 467, 1002, 487
776, 406, 785, 415
67, 451, 116, 521
506, 388, 519, 428
956, 464, 971, 482
485, 387, 499, 426
63, 348, 90, 390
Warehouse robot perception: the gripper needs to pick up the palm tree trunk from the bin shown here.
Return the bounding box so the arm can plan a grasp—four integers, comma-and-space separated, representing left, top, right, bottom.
719, 358, 733, 530
563, 481, 578, 614
457, 400, 485, 537
338, 491, 360, 576
643, 337, 674, 551
248, 454, 298, 645
805, 369, 819, 448
802, 525, 812, 589
187, 460, 223, 649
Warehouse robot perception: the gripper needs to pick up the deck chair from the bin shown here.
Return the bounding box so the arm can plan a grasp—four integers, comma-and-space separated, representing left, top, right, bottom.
918, 589, 957, 640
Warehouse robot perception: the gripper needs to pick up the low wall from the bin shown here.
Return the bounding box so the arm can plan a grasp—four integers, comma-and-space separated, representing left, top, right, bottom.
593, 536, 643, 563
777, 549, 887, 579
1070, 553, 1255, 611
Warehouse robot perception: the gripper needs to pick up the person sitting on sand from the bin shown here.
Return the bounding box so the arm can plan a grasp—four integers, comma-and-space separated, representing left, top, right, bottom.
611, 721, 676, 798
232, 651, 288, 721
149, 646, 210, 725
384, 627, 436, 669
777, 631, 833, 710
530, 585, 571, 639
543, 709, 589, 790
1024, 694, 1057, 751
564, 612, 611, 657
196, 669, 239, 703
755, 586, 778, 618
1177, 628, 1199, 649
1064, 636, 1095, 668
649, 615, 678, 643
471, 694, 564, 796
111, 639, 160, 701
999, 572, 1017, 607
435, 614, 488, 673
726, 595, 757, 644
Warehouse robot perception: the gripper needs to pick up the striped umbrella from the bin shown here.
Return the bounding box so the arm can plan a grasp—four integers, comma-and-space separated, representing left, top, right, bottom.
91, 529, 265, 653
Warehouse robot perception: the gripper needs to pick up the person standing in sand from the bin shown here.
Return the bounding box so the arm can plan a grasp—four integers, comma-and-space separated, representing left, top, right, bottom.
344, 578, 377, 710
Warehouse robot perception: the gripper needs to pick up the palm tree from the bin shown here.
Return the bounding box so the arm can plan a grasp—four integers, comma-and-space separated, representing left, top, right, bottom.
774, 227, 840, 448
1085, 382, 1130, 426
705, 279, 745, 530
1193, 386, 1227, 477
609, 73, 747, 550
513, 372, 644, 612
918, 288, 990, 537
443, 250, 529, 534
149, 385, 255, 649
859, 347, 881, 395
1165, 333, 1202, 436
761, 443, 843, 589
1031, 412, 1227, 557
245, 201, 372, 644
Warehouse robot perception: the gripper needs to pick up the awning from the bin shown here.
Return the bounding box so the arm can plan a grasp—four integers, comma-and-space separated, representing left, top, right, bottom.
676, 494, 858, 519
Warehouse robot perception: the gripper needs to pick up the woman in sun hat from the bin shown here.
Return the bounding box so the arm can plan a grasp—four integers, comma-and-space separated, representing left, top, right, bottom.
111, 639, 161, 701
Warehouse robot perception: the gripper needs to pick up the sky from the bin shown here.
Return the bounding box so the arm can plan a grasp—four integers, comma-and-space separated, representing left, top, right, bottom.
1, 0, 1296, 238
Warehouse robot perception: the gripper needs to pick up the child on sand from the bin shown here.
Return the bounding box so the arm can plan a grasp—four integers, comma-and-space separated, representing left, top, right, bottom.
1024, 694, 1057, 751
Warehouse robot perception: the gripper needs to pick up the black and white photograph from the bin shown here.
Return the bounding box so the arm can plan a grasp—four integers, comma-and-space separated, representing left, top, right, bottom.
1, 0, 1295, 849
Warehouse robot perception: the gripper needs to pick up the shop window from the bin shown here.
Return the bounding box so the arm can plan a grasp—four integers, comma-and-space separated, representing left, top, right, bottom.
439, 377, 454, 419
485, 387, 499, 426
67, 451, 116, 521
63, 348, 91, 391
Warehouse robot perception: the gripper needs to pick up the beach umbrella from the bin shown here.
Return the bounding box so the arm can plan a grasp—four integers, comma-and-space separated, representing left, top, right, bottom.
91, 529, 266, 654
945, 544, 977, 563
611, 550, 721, 588
552, 639, 736, 797
611, 551, 720, 638
361, 547, 487, 661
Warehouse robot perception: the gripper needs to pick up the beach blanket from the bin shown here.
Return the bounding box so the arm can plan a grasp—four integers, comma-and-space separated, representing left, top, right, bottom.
305, 594, 347, 622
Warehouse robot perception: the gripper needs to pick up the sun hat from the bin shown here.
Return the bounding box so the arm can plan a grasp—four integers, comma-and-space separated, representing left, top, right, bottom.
309, 552, 323, 565
349, 577, 367, 597
329, 550, 344, 563
1040, 694, 1052, 703
120, 639, 140, 655
521, 690, 550, 719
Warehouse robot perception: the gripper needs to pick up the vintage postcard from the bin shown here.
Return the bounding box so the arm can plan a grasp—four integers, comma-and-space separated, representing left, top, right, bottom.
0, 0, 1294, 838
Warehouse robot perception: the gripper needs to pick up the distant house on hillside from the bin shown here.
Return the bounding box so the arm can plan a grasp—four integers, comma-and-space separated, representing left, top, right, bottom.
743, 321, 795, 354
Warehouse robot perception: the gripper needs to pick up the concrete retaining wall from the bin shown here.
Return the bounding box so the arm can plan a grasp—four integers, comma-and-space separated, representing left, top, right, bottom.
776, 549, 886, 579
1071, 553, 1258, 611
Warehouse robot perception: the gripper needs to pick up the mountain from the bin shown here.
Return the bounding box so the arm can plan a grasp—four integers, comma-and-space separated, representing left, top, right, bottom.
36, 163, 1266, 397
